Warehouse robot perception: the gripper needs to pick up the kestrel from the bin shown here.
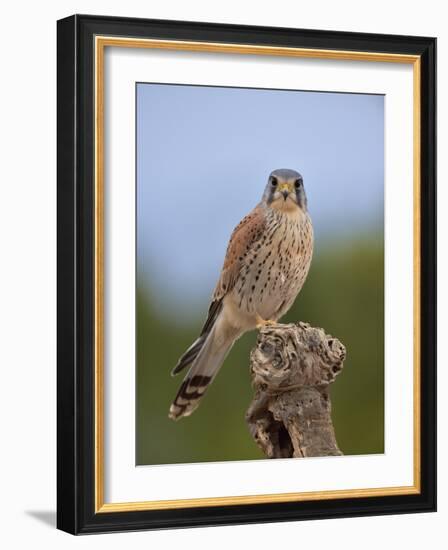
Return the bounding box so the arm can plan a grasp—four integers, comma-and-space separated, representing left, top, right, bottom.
169, 169, 314, 420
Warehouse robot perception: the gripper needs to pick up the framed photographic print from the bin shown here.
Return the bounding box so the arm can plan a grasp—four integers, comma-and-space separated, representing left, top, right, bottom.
57, 14, 436, 534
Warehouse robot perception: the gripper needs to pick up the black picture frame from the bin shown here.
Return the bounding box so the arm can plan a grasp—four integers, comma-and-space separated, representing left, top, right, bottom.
57, 14, 436, 534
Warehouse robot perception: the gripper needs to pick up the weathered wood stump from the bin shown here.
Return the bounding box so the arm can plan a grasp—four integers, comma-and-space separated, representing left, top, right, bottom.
246, 322, 346, 458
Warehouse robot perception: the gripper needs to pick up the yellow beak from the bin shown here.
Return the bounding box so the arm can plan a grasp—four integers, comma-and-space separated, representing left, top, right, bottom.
278, 182, 293, 193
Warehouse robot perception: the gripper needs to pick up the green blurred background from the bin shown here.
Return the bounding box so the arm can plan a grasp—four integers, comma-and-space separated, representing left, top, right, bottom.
136, 84, 384, 465
136, 232, 384, 465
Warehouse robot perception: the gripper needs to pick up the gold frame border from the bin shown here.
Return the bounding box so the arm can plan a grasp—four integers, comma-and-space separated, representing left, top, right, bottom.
94, 36, 422, 513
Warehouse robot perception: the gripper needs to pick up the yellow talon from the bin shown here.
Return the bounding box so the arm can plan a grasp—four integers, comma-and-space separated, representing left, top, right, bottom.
256, 315, 277, 329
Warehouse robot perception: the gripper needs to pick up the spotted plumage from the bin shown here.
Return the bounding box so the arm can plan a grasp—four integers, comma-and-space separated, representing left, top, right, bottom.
169, 169, 314, 420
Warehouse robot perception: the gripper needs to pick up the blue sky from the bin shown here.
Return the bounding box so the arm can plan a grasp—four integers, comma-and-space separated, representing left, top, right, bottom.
136, 83, 384, 321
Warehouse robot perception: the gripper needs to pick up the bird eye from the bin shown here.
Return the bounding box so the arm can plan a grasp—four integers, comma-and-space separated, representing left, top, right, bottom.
294, 179, 302, 189
271, 178, 278, 187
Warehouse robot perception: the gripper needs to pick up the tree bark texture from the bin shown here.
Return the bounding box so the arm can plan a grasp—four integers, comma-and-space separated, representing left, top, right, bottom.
246, 322, 346, 458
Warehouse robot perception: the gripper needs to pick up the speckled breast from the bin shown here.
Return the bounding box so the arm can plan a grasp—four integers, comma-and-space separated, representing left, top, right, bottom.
234, 209, 314, 321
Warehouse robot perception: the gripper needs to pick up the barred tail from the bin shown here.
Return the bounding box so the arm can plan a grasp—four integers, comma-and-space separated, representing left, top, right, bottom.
169, 321, 237, 420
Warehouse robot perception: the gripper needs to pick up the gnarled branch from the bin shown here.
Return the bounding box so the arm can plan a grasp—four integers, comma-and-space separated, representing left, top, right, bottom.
246, 322, 346, 458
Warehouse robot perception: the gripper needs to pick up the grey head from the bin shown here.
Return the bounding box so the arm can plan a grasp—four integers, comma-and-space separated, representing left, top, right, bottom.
262, 168, 308, 212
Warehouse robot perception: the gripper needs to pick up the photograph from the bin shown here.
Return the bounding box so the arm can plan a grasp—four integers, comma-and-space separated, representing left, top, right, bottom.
55, 14, 435, 535
0, 0, 441, 544
136, 82, 385, 466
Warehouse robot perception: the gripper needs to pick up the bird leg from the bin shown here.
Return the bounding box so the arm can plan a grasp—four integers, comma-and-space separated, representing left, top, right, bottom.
255, 314, 277, 330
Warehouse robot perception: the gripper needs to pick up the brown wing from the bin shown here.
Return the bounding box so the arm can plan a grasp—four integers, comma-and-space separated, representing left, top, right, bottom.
171, 205, 266, 376
212, 204, 267, 302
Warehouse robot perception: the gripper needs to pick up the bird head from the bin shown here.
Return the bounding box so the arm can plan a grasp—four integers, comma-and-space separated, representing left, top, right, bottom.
262, 169, 307, 213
